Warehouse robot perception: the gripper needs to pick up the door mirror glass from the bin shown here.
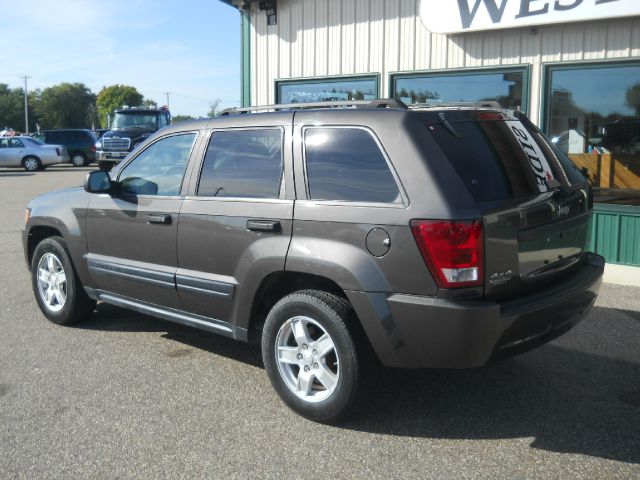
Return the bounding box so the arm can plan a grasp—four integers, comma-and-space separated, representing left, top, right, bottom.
84, 171, 113, 193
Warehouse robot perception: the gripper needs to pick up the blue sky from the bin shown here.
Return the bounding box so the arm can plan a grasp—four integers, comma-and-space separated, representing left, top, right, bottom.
0, 0, 240, 117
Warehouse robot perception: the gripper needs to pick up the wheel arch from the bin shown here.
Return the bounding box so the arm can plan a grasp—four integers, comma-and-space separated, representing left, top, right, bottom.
27, 226, 64, 266
245, 271, 373, 345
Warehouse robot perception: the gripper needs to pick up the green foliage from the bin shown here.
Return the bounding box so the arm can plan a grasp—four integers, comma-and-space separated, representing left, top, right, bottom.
142, 98, 158, 108
171, 114, 196, 123
37, 83, 97, 129
0, 83, 39, 132
96, 85, 144, 127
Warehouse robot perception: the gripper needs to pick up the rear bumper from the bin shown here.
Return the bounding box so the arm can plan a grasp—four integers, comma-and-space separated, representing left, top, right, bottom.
96, 151, 127, 162
347, 253, 604, 369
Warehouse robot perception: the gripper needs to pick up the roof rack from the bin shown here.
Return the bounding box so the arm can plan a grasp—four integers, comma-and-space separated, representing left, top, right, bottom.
220, 99, 408, 116
408, 101, 503, 110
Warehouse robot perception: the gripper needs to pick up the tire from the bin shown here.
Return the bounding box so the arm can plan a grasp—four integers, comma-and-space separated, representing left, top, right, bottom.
71, 152, 87, 167
31, 236, 96, 325
22, 156, 41, 172
262, 290, 372, 423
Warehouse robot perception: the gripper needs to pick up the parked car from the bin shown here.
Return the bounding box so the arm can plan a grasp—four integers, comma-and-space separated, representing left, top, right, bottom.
32, 129, 97, 167
23, 100, 604, 422
1, 136, 68, 171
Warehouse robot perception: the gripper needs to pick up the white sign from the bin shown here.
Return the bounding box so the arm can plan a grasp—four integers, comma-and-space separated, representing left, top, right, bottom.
420, 0, 640, 34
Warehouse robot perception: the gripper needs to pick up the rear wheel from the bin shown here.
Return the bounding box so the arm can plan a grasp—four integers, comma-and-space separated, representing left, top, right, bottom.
22, 156, 41, 172
71, 152, 87, 167
262, 290, 371, 423
31, 236, 96, 325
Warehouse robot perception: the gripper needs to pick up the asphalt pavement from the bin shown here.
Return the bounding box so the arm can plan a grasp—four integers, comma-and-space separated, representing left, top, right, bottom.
0, 165, 638, 479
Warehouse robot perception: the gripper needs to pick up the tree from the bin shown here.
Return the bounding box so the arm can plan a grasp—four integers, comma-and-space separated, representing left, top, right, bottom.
37, 83, 97, 129
207, 98, 222, 117
0, 84, 41, 133
96, 85, 144, 127
625, 83, 640, 116
142, 98, 158, 108
171, 114, 196, 123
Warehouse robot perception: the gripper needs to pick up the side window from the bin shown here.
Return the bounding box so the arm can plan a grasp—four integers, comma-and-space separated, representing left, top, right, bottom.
198, 129, 283, 198
158, 114, 169, 128
118, 133, 196, 196
304, 127, 402, 203
0, 139, 8, 148
8, 138, 24, 148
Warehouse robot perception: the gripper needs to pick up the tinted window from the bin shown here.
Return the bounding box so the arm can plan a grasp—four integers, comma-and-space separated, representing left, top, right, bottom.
278, 77, 377, 103
8, 138, 24, 148
546, 63, 640, 202
118, 133, 196, 196
428, 117, 583, 202
394, 69, 526, 112
304, 128, 401, 203
198, 129, 282, 198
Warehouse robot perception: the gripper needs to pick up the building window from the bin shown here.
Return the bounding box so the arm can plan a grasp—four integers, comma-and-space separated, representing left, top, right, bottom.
277, 76, 378, 104
391, 68, 528, 112
304, 127, 402, 204
545, 62, 640, 205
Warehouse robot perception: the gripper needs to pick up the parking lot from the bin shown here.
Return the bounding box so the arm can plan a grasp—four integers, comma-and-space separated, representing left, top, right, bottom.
0, 165, 638, 479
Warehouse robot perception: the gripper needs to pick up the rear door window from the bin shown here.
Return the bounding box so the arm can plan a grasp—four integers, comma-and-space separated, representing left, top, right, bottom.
427, 114, 584, 202
198, 129, 283, 199
303, 127, 402, 204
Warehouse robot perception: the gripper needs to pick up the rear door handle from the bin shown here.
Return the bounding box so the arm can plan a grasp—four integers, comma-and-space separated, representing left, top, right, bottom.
147, 214, 172, 225
246, 219, 281, 233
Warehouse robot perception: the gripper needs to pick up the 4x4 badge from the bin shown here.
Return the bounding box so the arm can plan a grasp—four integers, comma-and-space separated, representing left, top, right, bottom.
489, 270, 513, 284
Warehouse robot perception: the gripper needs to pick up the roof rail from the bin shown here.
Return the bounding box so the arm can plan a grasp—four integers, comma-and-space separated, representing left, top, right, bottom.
220, 99, 408, 116
408, 101, 503, 110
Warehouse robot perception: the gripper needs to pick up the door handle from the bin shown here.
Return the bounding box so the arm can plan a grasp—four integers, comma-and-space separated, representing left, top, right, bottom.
147, 214, 172, 225
246, 219, 281, 233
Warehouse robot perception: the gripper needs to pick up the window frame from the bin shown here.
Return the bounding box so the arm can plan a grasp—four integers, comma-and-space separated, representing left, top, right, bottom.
194, 126, 287, 201
541, 59, 640, 132
115, 130, 199, 198
275, 74, 380, 104
301, 125, 408, 207
389, 65, 531, 114
541, 59, 640, 201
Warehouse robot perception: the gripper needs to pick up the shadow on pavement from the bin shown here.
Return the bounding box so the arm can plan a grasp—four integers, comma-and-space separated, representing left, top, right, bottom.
76, 303, 639, 464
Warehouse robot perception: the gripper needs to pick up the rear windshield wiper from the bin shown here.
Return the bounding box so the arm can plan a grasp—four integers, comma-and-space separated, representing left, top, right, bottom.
437, 113, 462, 138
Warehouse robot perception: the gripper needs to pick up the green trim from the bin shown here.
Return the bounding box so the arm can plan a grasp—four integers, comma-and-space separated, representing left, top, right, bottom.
275, 74, 380, 103
388, 65, 532, 115
594, 203, 640, 215
540, 58, 640, 133
241, 10, 251, 107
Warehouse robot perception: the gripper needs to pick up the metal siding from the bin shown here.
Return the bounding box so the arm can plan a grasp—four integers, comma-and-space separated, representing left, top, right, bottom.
249, 1, 640, 115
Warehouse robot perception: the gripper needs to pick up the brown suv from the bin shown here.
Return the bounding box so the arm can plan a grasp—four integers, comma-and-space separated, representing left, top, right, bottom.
23, 100, 604, 422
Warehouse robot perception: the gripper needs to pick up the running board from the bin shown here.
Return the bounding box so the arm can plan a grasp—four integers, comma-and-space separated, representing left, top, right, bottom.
87, 288, 248, 342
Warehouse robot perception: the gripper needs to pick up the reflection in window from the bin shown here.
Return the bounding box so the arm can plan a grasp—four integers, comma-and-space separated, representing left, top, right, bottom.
304, 128, 401, 204
546, 63, 640, 204
393, 69, 526, 111
278, 77, 377, 103
118, 133, 195, 196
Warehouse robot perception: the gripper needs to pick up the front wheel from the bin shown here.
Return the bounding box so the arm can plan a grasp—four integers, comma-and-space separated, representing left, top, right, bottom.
31, 236, 96, 325
262, 290, 371, 423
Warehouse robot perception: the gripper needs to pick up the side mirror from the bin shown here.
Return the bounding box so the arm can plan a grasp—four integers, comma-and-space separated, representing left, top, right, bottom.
84, 171, 114, 194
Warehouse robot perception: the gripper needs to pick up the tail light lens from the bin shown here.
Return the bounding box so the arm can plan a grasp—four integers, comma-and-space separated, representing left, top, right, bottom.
410, 219, 484, 288
90, 145, 96, 152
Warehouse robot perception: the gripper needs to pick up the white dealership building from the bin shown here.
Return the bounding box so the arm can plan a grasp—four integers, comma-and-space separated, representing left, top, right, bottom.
220, 0, 640, 269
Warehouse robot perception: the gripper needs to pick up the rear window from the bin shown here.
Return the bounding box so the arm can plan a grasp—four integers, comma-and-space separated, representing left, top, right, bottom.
427, 115, 585, 202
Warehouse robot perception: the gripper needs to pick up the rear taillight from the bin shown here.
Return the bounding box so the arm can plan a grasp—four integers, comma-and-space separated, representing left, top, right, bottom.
410, 219, 484, 289
90, 145, 96, 152
55, 148, 60, 156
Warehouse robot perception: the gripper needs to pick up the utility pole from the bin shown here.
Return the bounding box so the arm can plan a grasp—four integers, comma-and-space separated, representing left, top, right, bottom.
164, 92, 171, 110
22, 75, 31, 134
